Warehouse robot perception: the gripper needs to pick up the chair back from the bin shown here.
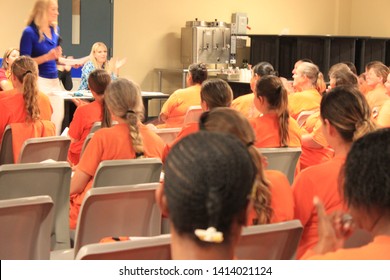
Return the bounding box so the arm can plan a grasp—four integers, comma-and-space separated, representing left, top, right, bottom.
92, 158, 162, 188
0, 125, 13, 164
76, 234, 171, 260
183, 105, 202, 126
80, 132, 94, 157
151, 127, 181, 144
258, 147, 302, 184
90, 121, 102, 133
18, 136, 71, 163
74, 183, 162, 257
237, 220, 303, 260
0, 162, 72, 250
0, 195, 54, 259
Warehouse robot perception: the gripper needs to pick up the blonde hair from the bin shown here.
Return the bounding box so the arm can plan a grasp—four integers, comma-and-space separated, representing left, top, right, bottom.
89, 42, 109, 70
298, 62, 326, 93
105, 78, 145, 156
2, 48, 20, 70
201, 108, 273, 225
27, 0, 58, 42
11, 56, 40, 121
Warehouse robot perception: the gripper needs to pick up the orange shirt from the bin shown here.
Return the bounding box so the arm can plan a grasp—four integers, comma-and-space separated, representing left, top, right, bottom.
231, 93, 260, 118
10, 120, 56, 162
0, 91, 53, 142
365, 84, 389, 112
249, 113, 302, 148
248, 169, 294, 225
300, 111, 334, 170
376, 100, 390, 128
159, 85, 201, 128
68, 100, 103, 165
162, 122, 199, 163
301, 236, 390, 260
69, 123, 164, 229
292, 155, 346, 259
288, 88, 322, 120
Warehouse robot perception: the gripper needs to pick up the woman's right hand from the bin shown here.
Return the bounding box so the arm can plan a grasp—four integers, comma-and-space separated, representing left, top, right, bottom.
47, 46, 62, 61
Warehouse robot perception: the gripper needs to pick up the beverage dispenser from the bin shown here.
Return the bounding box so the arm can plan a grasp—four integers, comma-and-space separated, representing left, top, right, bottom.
181, 19, 231, 66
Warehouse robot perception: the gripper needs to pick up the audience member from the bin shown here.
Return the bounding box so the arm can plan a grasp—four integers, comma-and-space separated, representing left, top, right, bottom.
0, 48, 20, 91
231, 62, 277, 118
293, 86, 376, 258
69, 78, 164, 229
364, 61, 389, 113
303, 128, 390, 260
67, 69, 112, 166
249, 75, 301, 148
158, 62, 208, 128
156, 131, 256, 259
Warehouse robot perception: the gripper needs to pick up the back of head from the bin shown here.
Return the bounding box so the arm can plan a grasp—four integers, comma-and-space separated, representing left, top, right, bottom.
188, 63, 208, 84
320, 86, 376, 142
88, 69, 112, 127
343, 128, 390, 212
299, 62, 326, 93
199, 108, 273, 224
329, 63, 358, 88
164, 131, 256, 245
104, 78, 145, 155
341, 61, 357, 75
252, 62, 277, 78
200, 78, 233, 109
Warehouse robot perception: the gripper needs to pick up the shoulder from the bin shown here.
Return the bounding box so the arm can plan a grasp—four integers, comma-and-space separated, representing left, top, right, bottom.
22, 25, 38, 37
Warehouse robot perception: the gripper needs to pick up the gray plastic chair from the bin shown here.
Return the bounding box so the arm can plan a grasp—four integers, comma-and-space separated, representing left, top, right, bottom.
258, 147, 302, 184
80, 132, 94, 157
18, 136, 71, 163
75, 234, 171, 260
52, 183, 162, 259
0, 195, 54, 260
0, 125, 14, 164
0, 162, 72, 250
183, 105, 202, 126
151, 127, 181, 144
237, 220, 303, 260
92, 158, 162, 188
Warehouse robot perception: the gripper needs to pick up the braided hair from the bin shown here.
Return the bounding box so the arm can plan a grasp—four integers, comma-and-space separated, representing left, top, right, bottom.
164, 131, 256, 245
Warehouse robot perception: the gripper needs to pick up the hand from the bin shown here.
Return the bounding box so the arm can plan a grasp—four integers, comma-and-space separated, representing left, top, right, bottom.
312, 196, 354, 254
48, 46, 62, 60
115, 57, 127, 69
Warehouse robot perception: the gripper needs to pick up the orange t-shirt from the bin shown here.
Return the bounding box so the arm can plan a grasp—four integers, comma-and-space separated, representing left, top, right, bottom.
10, 120, 56, 162
231, 93, 260, 118
288, 89, 322, 120
158, 85, 201, 128
376, 100, 390, 128
68, 100, 103, 165
365, 84, 389, 112
292, 155, 346, 259
301, 236, 390, 260
247, 169, 294, 225
300, 111, 334, 170
69, 123, 164, 229
0, 91, 53, 142
162, 122, 199, 162
249, 113, 302, 148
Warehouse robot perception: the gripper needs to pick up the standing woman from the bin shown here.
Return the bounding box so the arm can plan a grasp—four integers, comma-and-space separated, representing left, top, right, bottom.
69, 78, 164, 229
231, 62, 277, 118
249, 75, 301, 148
292, 86, 376, 259
20, 0, 62, 93
0, 48, 20, 91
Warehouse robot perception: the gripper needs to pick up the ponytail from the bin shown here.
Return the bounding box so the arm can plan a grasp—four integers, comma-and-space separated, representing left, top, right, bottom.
316, 72, 326, 94
125, 110, 144, 157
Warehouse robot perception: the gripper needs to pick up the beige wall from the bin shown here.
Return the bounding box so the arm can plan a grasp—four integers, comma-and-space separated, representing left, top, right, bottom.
1, 0, 390, 93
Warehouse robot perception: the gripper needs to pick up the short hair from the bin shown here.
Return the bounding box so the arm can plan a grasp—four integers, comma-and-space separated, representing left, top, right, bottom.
365, 61, 389, 83
343, 128, 390, 212
188, 63, 208, 84
252, 62, 277, 78
164, 131, 256, 245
